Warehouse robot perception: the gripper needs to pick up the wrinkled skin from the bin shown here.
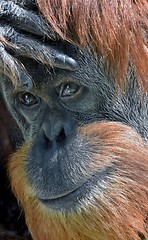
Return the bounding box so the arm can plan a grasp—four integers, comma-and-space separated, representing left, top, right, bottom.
0, 0, 77, 237
0, 0, 79, 161
0, 1, 148, 240
0, 0, 78, 152
0, 0, 77, 89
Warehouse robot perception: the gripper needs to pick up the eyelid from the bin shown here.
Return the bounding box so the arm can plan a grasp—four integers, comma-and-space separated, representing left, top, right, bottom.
13, 88, 30, 95
13, 80, 33, 92
55, 81, 81, 98
14, 91, 41, 109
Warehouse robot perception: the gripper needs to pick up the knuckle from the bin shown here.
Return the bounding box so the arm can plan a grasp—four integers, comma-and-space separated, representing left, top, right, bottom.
0, 1, 9, 14
0, 1, 21, 18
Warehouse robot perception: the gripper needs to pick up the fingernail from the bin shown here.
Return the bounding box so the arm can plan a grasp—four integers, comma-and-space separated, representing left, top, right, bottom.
54, 54, 78, 70
65, 56, 78, 70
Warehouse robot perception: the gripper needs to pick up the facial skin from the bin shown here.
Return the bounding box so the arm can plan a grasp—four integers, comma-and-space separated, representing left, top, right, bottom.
2, 49, 99, 206
0, 1, 147, 240
0, 42, 148, 240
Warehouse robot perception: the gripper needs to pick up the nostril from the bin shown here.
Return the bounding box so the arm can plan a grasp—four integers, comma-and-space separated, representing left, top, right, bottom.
44, 132, 52, 147
56, 128, 66, 143
42, 123, 67, 145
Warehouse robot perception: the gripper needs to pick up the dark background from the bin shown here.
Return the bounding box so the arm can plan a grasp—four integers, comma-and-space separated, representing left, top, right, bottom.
0, 163, 31, 240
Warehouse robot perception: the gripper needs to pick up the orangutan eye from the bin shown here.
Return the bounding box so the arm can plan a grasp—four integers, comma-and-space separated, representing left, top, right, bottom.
55, 82, 81, 98
17, 92, 40, 107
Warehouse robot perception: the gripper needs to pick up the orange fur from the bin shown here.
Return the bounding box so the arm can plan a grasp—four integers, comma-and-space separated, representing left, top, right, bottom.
37, 0, 148, 90
8, 122, 148, 240
2, 1, 147, 239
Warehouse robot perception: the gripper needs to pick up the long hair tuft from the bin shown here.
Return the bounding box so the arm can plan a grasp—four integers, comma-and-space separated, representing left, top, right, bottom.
37, 0, 148, 90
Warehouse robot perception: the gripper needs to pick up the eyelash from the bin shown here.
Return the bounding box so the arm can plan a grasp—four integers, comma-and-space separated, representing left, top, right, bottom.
55, 82, 81, 98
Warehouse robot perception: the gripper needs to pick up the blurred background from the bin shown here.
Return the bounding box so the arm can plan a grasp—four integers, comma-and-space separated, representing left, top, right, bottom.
0, 163, 31, 240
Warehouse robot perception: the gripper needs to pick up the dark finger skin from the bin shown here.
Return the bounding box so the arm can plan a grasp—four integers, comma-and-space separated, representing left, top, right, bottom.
0, 0, 55, 39
0, 25, 78, 71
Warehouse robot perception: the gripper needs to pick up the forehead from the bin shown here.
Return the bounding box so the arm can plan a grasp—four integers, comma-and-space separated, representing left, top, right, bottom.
17, 47, 103, 90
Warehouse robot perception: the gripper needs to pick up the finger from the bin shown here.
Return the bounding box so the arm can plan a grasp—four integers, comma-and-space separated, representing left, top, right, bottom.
1, 25, 78, 70
0, 1, 55, 39
0, 42, 33, 90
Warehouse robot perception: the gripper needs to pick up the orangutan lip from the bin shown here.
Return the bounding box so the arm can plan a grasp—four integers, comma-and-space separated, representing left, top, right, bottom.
38, 186, 82, 210
40, 188, 79, 200
38, 165, 114, 211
